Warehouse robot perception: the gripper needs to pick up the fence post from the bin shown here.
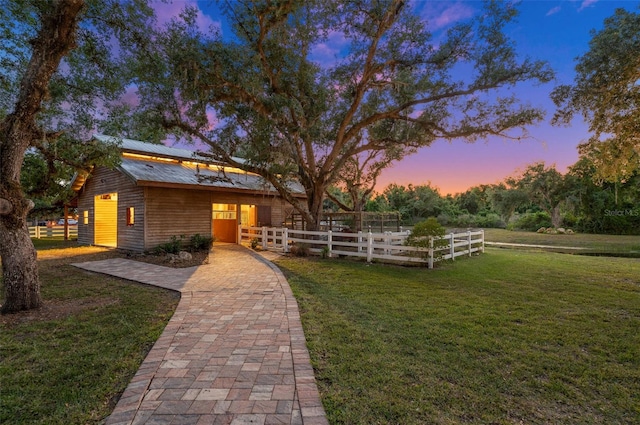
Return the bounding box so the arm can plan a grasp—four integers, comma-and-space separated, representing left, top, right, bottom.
366, 231, 373, 263
35, 226, 41, 239
358, 231, 363, 253
327, 230, 333, 258
428, 237, 434, 269
481, 229, 485, 253
450, 233, 455, 260
262, 226, 268, 249
468, 231, 472, 256
283, 227, 289, 253
384, 232, 389, 255
238, 225, 243, 244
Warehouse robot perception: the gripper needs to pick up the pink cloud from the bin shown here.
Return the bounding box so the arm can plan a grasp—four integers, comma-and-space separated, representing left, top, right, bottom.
120, 85, 140, 108
311, 30, 349, 66
206, 106, 218, 130
546, 6, 561, 16
311, 43, 338, 62
418, 2, 475, 30
434, 4, 474, 29
578, 0, 598, 12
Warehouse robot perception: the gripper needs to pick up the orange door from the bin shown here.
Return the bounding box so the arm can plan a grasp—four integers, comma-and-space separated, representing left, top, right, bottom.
213, 219, 237, 242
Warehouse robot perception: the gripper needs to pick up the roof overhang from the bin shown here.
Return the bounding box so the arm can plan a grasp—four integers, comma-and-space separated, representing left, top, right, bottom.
70, 169, 91, 192
134, 180, 307, 198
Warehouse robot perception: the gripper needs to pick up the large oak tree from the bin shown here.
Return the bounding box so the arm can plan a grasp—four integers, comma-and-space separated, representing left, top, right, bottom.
0, 0, 84, 313
128, 0, 553, 229
552, 8, 640, 187
506, 162, 571, 229
0, 0, 152, 313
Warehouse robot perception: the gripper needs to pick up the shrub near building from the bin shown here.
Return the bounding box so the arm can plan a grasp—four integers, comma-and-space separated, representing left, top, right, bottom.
405, 217, 448, 262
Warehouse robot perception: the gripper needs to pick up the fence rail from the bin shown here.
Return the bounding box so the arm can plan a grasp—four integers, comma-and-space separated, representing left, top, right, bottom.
28, 226, 77, 239
239, 226, 484, 268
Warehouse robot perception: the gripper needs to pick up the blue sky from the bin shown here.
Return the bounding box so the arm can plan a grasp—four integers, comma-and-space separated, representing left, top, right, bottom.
377, 0, 638, 195
155, 0, 639, 194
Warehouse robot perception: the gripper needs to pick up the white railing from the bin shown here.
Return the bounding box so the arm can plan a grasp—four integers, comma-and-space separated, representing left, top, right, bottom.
28, 226, 78, 239
239, 226, 484, 269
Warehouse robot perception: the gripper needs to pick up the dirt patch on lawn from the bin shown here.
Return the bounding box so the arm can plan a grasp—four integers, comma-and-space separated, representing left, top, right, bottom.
0, 297, 119, 327
1, 245, 207, 324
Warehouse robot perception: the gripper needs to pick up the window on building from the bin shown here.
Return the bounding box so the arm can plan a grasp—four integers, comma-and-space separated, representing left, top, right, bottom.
83, 210, 89, 225
212, 203, 237, 220
126, 207, 135, 226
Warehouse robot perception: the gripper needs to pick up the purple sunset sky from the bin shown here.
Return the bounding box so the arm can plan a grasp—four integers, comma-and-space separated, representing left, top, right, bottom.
152, 0, 637, 195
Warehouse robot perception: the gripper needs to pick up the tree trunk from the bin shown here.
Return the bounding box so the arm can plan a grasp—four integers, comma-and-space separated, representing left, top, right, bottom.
550, 205, 562, 228
304, 181, 327, 231
0, 0, 85, 314
0, 204, 40, 313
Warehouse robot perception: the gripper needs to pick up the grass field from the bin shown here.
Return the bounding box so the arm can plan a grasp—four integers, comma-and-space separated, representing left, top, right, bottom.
0, 246, 179, 424
2, 237, 639, 423
31, 236, 78, 250
484, 228, 640, 254
277, 248, 640, 424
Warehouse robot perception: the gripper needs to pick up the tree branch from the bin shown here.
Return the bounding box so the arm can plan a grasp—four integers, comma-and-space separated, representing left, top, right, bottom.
1, 0, 85, 185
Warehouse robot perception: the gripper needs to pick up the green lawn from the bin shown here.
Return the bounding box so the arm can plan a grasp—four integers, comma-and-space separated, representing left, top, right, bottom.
31, 237, 79, 250
484, 228, 640, 254
0, 246, 179, 424
277, 249, 640, 424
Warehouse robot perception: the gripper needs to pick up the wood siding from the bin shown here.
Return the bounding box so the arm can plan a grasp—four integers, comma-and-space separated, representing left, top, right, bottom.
144, 187, 212, 250
77, 167, 297, 252
117, 186, 145, 252
76, 167, 144, 251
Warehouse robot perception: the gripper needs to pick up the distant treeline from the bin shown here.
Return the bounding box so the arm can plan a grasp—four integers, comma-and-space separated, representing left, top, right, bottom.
327, 160, 640, 235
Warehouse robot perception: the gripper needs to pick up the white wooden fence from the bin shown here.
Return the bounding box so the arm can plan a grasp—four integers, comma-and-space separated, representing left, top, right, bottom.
28, 226, 77, 239
239, 226, 484, 268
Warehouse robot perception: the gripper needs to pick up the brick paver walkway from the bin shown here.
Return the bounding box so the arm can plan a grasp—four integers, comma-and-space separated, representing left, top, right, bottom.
72, 244, 327, 425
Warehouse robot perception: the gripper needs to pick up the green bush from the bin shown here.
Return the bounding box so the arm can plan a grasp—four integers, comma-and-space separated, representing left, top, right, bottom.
405, 218, 448, 263
576, 214, 640, 235
190, 233, 214, 251
435, 212, 455, 226
154, 235, 185, 254
507, 212, 551, 231
405, 217, 446, 248
562, 212, 579, 229
474, 213, 506, 228
439, 212, 505, 229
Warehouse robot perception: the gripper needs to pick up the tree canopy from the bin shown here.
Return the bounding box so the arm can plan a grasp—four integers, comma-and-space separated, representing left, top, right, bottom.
0, 0, 153, 313
127, 0, 553, 228
0, 0, 156, 218
552, 7, 640, 185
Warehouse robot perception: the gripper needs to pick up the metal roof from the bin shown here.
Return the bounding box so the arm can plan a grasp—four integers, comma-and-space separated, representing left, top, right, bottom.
93, 134, 226, 164
72, 135, 305, 195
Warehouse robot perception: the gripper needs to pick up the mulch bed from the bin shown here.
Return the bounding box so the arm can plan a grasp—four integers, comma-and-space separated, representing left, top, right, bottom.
124, 250, 211, 268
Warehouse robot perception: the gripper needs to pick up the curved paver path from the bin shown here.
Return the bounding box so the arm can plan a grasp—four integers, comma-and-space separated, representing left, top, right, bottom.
73, 244, 327, 425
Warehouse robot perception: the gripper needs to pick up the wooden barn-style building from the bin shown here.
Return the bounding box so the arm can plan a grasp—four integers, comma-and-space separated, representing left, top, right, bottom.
71, 135, 305, 252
